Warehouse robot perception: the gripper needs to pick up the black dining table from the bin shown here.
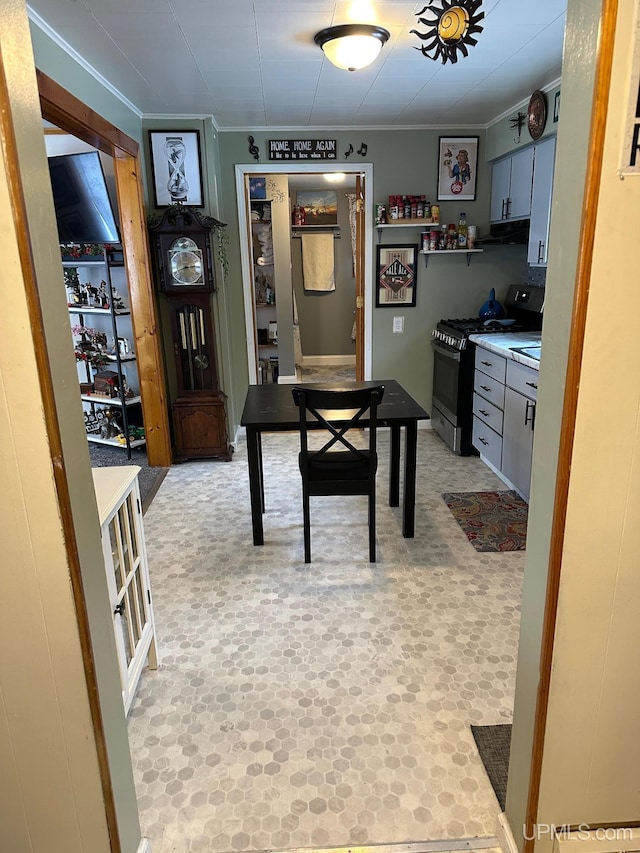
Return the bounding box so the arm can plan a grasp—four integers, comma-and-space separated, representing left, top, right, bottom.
240, 379, 430, 545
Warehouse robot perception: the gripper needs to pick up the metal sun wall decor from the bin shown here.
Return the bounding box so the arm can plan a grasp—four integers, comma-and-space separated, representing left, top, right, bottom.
411, 0, 484, 65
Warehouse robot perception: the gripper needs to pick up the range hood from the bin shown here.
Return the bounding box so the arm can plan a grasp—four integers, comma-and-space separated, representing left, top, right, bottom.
481, 219, 530, 245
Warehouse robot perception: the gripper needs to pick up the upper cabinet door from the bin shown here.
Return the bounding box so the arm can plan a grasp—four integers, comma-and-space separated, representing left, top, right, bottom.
528, 137, 557, 265
490, 157, 512, 222
508, 146, 535, 220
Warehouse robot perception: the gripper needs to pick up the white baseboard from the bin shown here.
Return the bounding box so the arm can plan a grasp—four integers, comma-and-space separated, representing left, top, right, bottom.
497, 812, 518, 853
277, 373, 299, 384
419, 419, 432, 430
300, 355, 356, 367
137, 838, 152, 853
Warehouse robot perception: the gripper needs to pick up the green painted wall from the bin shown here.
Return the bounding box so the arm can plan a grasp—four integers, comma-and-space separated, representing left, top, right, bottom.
29, 20, 142, 144
29, 16, 556, 452
218, 129, 530, 430
141, 118, 234, 428
291, 183, 357, 359
486, 83, 562, 163
504, 1, 601, 844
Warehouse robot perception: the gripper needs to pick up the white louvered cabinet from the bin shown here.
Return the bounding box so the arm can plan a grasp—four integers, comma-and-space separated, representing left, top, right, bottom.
92, 465, 158, 715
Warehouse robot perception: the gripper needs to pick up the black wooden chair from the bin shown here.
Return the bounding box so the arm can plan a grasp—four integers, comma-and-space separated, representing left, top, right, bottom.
292, 384, 385, 563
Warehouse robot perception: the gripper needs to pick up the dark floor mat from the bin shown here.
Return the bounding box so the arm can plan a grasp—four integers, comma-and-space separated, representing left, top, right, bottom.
471, 723, 512, 810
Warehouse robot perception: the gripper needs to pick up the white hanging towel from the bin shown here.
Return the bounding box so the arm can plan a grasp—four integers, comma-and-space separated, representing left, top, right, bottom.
301, 233, 335, 291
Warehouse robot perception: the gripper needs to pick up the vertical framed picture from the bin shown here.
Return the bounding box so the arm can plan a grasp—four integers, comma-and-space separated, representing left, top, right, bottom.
376, 244, 418, 307
553, 90, 561, 123
148, 130, 204, 207
249, 176, 267, 199
437, 136, 479, 201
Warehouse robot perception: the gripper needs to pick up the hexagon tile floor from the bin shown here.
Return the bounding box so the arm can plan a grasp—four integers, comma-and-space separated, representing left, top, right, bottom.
128, 429, 523, 853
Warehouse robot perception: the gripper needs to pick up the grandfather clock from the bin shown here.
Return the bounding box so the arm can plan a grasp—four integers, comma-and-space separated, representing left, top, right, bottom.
148, 205, 232, 461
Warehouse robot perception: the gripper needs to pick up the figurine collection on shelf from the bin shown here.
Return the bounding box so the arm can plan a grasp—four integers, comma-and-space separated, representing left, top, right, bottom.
64, 267, 126, 311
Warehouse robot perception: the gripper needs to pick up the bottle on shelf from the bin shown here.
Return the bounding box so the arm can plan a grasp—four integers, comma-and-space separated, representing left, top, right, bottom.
458, 212, 468, 249
292, 204, 306, 226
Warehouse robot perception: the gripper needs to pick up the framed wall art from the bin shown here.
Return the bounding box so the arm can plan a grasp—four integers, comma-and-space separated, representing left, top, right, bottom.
296, 190, 338, 225
148, 130, 204, 207
376, 244, 418, 307
437, 136, 479, 201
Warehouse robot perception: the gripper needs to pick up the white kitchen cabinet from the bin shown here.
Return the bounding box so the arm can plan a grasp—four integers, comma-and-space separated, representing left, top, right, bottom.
472, 347, 539, 501
501, 360, 538, 501
490, 157, 512, 222
490, 147, 535, 222
472, 350, 507, 473
502, 387, 535, 501
92, 465, 158, 715
527, 136, 556, 265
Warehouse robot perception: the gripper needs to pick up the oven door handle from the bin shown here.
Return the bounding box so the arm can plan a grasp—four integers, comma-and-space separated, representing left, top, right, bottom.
431, 340, 461, 361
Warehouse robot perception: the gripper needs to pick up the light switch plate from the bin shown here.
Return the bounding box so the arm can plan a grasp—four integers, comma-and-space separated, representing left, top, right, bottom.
393, 316, 404, 333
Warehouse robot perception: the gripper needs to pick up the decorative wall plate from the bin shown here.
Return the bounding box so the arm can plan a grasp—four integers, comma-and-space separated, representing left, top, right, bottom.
527, 90, 547, 140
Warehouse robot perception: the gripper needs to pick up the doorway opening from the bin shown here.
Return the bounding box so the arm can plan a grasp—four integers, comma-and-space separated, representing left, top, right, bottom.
235, 163, 374, 385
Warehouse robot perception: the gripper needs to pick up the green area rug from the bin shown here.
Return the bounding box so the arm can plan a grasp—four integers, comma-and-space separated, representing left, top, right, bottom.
442, 490, 528, 552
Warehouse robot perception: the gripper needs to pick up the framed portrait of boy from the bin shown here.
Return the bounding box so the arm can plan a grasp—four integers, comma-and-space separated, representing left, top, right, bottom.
437, 136, 479, 201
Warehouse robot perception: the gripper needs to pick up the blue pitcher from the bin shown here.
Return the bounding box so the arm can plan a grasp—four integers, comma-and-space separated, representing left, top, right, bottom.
478, 288, 504, 320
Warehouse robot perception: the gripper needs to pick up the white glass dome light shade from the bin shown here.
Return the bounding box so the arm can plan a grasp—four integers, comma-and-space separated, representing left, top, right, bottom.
314, 25, 390, 72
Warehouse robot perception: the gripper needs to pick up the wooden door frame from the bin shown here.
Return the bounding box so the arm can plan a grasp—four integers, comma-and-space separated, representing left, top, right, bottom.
37, 70, 172, 467
235, 163, 373, 383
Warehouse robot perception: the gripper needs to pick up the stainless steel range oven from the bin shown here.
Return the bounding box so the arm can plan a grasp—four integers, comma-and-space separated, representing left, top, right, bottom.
431, 284, 544, 454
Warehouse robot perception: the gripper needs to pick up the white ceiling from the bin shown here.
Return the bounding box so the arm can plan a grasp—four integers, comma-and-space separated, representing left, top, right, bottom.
27, 0, 567, 130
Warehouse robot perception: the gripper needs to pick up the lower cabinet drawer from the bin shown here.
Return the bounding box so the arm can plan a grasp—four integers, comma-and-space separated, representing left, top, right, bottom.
475, 349, 507, 383
474, 369, 505, 410
472, 416, 503, 470
506, 359, 539, 401
473, 392, 504, 435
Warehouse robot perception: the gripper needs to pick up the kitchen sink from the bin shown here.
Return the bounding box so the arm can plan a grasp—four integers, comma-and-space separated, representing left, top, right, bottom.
511, 345, 541, 361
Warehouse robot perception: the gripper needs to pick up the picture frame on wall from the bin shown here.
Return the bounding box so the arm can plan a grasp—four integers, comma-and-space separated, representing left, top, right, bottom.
296, 190, 338, 225
376, 244, 418, 308
437, 136, 479, 201
148, 130, 204, 207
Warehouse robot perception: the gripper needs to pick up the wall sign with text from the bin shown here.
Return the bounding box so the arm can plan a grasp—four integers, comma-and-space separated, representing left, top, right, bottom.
268, 139, 337, 160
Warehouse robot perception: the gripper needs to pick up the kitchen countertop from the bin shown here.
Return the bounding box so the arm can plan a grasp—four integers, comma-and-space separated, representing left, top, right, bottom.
468, 331, 542, 370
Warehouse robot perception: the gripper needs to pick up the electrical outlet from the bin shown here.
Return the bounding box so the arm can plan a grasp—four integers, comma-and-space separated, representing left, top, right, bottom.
393, 316, 404, 333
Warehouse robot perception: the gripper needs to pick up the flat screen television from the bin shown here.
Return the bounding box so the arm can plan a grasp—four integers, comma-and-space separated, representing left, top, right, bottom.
48, 151, 120, 244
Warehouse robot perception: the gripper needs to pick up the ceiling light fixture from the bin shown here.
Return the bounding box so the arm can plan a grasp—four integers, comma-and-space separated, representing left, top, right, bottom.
314, 24, 390, 72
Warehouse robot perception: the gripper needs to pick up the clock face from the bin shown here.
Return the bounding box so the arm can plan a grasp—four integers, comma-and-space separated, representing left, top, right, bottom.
527, 90, 547, 141
169, 237, 204, 285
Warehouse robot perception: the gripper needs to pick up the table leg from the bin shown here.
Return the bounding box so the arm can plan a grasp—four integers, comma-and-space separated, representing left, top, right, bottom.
389, 425, 400, 507
403, 420, 417, 538
257, 431, 264, 512
246, 426, 264, 545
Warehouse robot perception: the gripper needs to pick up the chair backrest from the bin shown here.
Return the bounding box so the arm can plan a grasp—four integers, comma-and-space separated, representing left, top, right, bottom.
292, 384, 385, 464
